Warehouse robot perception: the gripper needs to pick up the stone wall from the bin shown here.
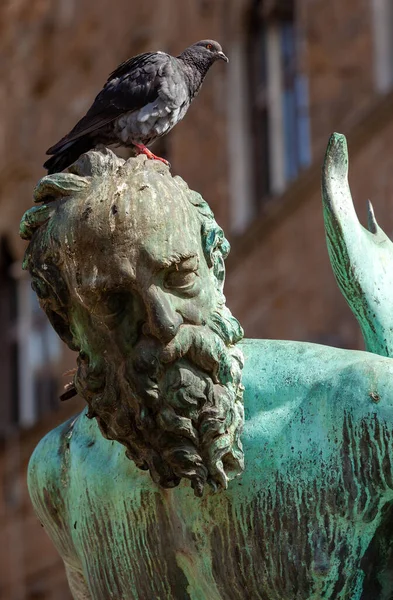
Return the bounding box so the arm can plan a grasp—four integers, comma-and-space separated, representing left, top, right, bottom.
302, 0, 375, 155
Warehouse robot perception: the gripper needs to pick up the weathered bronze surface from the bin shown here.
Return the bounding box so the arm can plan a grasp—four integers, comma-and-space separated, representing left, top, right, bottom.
23, 135, 393, 598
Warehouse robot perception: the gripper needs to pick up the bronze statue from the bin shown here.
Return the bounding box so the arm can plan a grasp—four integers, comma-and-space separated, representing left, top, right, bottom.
22, 136, 393, 598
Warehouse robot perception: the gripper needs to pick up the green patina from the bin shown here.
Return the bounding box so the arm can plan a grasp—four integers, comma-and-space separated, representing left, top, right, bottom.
322, 134, 393, 358
22, 135, 393, 599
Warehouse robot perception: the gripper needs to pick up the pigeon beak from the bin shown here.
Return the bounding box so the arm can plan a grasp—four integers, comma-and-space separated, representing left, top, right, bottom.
217, 51, 229, 63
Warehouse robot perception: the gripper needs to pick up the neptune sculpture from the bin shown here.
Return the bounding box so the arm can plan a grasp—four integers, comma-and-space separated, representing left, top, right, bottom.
21, 134, 393, 598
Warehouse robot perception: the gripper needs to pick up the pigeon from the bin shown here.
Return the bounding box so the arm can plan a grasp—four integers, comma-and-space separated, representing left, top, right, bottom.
44, 40, 228, 174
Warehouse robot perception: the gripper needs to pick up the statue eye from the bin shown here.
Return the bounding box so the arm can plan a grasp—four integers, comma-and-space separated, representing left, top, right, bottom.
165, 270, 197, 291
91, 292, 127, 320
163, 256, 200, 295
163, 255, 200, 296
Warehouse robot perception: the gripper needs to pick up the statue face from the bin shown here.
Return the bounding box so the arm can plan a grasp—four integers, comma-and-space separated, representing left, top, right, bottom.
65, 170, 219, 351
23, 154, 244, 496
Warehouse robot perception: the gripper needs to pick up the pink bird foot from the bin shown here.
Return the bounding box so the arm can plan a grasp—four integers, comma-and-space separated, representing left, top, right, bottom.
133, 143, 170, 166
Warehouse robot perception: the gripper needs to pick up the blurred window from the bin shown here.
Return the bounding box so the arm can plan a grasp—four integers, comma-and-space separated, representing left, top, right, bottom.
248, 0, 311, 203
0, 238, 19, 438
17, 276, 61, 429
0, 240, 61, 439
372, 0, 393, 93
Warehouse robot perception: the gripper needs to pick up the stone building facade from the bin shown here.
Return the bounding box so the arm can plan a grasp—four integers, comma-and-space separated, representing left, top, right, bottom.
1, 0, 393, 597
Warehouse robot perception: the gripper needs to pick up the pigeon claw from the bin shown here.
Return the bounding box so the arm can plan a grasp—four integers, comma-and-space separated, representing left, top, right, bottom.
133, 143, 170, 166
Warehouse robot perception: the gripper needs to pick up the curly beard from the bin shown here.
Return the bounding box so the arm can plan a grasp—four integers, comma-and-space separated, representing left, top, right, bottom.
75, 320, 244, 497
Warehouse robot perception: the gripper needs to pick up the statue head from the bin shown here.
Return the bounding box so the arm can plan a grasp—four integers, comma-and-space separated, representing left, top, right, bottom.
21, 149, 244, 496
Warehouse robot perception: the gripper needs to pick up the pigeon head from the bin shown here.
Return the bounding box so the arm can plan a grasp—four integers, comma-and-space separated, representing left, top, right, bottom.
192, 40, 229, 62
179, 39, 229, 71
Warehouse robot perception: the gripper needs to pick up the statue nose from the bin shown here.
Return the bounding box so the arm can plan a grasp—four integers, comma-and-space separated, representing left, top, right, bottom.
145, 285, 183, 343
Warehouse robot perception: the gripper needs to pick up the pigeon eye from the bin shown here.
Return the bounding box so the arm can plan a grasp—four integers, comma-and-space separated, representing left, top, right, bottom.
206, 44, 213, 50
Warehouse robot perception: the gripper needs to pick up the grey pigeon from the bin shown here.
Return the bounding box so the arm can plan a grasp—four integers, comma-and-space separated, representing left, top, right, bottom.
44, 40, 228, 173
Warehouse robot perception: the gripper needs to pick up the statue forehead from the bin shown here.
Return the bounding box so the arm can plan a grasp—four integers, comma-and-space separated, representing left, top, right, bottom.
114, 170, 201, 255
57, 167, 202, 275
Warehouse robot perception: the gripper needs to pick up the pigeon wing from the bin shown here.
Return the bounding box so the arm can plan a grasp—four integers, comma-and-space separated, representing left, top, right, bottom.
46, 52, 170, 154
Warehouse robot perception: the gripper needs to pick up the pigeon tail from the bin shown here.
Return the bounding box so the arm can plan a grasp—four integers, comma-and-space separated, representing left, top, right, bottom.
44, 137, 94, 174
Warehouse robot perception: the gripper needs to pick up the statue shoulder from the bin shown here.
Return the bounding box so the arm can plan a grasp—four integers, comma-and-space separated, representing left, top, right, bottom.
29, 415, 75, 500
239, 338, 393, 414
28, 412, 82, 564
